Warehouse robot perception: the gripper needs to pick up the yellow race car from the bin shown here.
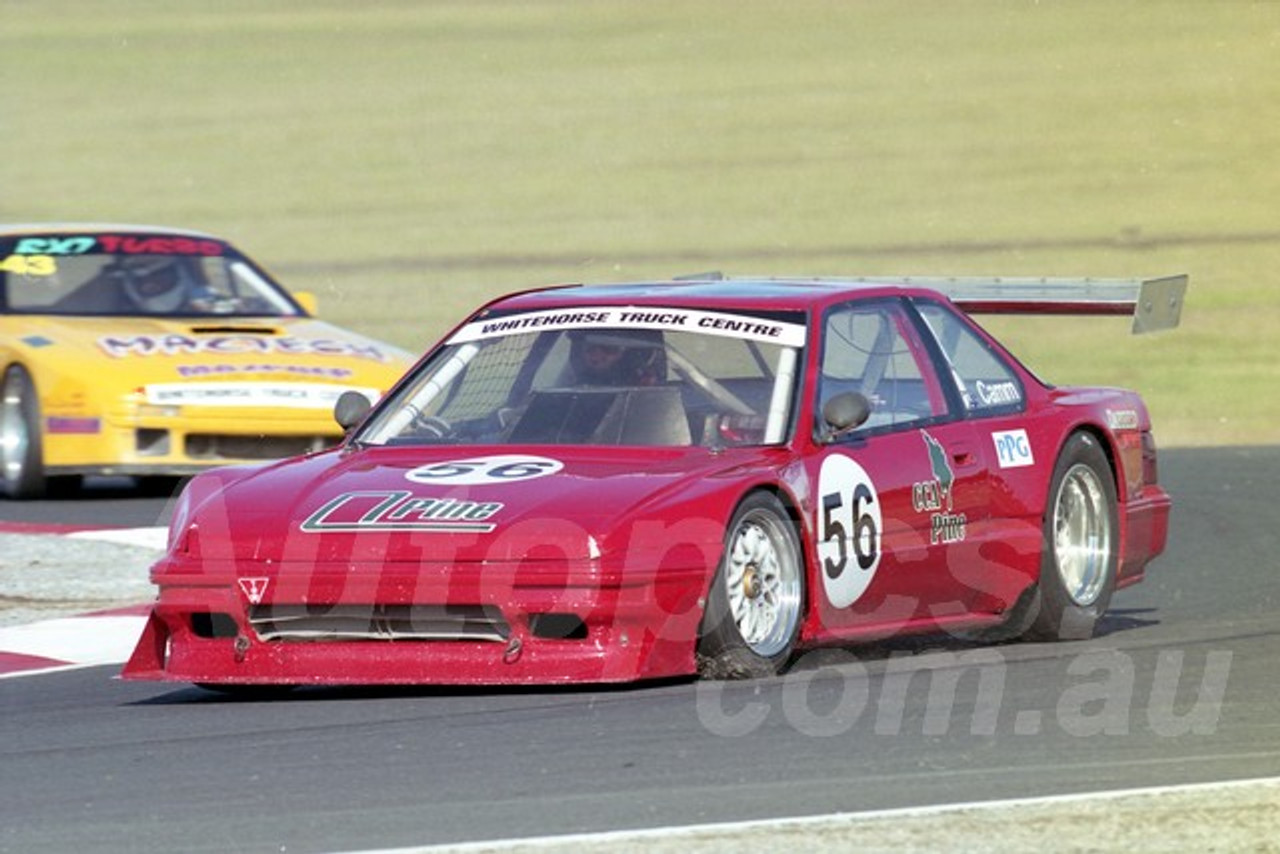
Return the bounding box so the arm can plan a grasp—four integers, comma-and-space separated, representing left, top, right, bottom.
0, 224, 416, 498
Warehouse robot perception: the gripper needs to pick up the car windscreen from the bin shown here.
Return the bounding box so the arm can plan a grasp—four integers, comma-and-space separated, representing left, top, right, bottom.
0, 237, 301, 318
356, 307, 807, 448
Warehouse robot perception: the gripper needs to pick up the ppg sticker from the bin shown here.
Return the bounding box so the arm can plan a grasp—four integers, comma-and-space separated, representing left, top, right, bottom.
817, 454, 883, 609
992, 429, 1035, 469
406, 455, 564, 486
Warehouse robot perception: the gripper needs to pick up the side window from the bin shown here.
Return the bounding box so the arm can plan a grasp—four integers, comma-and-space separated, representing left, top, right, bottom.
819, 300, 945, 432
915, 300, 1024, 413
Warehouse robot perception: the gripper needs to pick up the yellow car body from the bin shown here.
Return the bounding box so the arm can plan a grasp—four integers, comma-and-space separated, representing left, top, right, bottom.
1, 224, 415, 498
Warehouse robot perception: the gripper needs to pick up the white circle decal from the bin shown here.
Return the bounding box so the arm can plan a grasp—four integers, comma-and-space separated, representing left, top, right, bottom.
406, 455, 564, 485
817, 454, 883, 609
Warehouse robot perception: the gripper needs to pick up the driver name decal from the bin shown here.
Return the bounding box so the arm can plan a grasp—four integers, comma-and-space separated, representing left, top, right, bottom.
974, 380, 1021, 406
301, 490, 504, 533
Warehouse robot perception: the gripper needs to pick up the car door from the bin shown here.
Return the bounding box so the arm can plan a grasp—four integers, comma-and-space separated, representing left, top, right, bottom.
807, 298, 992, 638
911, 296, 1046, 614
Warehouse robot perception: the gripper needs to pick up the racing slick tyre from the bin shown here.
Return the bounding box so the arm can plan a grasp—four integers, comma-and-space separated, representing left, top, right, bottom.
1, 365, 49, 500
697, 491, 805, 679
1026, 431, 1119, 641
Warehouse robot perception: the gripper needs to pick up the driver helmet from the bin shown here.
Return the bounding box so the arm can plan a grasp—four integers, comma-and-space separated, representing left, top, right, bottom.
568, 329, 665, 386
119, 255, 191, 313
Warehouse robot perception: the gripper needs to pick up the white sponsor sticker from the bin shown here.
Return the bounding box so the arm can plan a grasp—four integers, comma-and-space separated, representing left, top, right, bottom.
817, 454, 883, 609
143, 382, 378, 410
991, 429, 1035, 468
449, 306, 807, 348
406, 455, 564, 485
1106, 409, 1141, 431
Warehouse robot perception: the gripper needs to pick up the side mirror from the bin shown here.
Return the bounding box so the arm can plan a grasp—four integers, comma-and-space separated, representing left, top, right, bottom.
334, 390, 372, 432
292, 290, 319, 316
820, 391, 871, 441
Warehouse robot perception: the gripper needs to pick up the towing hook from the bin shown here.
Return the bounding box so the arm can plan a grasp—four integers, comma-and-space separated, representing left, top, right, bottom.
503, 636, 523, 665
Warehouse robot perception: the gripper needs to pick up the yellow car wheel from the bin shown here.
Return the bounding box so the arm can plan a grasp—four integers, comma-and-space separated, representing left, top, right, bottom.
1, 365, 46, 499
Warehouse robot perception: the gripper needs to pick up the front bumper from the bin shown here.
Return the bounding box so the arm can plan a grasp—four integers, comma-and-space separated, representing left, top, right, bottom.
43, 406, 344, 478
121, 557, 710, 686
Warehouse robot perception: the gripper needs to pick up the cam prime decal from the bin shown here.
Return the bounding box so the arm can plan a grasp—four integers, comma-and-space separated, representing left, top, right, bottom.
914, 432, 967, 545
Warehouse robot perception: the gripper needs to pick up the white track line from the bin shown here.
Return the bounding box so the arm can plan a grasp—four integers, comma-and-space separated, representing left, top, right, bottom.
65, 526, 169, 550
0, 614, 147, 679
347, 776, 1280, 853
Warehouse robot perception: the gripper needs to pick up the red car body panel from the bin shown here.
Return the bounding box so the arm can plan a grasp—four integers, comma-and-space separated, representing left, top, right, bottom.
122, 276, 1182, 686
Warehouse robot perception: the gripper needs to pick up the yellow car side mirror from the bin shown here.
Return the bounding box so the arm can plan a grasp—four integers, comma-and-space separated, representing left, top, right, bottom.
293, 291, 319, 316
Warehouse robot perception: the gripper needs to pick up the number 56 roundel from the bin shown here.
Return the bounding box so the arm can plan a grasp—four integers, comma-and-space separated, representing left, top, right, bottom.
817, 454, 884, 608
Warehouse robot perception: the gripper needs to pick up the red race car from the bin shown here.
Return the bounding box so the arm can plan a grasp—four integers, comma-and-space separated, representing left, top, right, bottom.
123, 273, 1186, 688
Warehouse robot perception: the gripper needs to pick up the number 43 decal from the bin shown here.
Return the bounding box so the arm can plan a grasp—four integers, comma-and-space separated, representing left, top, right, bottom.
817, 454, 883, 608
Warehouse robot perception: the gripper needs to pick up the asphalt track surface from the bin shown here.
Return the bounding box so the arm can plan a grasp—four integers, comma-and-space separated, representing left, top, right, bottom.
1, 447, 1277, 853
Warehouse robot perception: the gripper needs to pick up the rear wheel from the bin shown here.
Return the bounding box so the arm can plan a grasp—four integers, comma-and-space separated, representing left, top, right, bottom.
1, 365, 47, 500
1027, 432, 1119, 640
697, 492, 805, 679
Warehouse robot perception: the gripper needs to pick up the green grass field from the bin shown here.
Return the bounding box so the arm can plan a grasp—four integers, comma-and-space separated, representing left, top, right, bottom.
5, 1, 1278, 447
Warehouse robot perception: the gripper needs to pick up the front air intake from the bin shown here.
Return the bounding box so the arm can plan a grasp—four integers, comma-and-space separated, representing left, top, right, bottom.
248, 604, 511, 642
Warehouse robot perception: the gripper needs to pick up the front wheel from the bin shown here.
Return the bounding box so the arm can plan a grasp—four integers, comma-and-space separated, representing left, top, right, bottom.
697, 492, 805, 679
1027, 432, 1119, 641
1, 365, 47, 500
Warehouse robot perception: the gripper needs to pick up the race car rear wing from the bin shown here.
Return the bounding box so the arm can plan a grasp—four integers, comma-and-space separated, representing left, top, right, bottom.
879, 275, 1188, 334
702, 274, 1188, 334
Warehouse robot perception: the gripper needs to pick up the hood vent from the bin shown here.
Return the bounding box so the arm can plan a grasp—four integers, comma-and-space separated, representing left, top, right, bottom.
187, 325, 282, 335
